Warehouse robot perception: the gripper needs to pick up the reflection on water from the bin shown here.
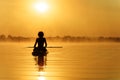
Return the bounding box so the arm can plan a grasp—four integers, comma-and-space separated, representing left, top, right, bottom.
0, 42, 120, 80
38, 76, 46, 80
33, 50, 47, 80
38, 71, 46, 80
34, 55, 47, 71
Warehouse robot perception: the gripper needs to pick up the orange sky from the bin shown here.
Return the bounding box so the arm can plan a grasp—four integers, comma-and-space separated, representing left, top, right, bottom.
0, 0, 120, 37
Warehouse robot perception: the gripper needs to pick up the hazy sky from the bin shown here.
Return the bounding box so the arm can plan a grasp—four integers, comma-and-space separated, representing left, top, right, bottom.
0, 0, 120, 37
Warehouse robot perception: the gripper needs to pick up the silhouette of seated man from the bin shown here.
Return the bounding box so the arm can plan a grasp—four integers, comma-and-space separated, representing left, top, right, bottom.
33, 31, 47, 66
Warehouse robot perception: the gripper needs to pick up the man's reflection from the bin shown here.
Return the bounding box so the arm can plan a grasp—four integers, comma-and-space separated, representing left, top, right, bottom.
34, 54, 47, 71
33, 54, 47, 80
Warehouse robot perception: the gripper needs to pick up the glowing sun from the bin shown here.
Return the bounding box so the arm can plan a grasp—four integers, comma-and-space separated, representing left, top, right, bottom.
33, 2, 49, 13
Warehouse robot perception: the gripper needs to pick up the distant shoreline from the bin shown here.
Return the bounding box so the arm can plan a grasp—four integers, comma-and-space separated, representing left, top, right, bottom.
0, 34, 120, 42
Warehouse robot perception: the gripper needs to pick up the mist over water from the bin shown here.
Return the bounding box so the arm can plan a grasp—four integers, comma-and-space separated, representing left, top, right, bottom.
0, 42, 120, 80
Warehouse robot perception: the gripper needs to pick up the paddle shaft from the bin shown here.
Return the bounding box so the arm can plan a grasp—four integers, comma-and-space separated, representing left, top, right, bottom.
27, 46, 63, 48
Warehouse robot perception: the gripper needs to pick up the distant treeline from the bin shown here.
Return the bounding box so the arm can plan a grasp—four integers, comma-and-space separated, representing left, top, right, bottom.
0, 34, 120, 42
47, 36, 120, 42
0, 34, 33, 42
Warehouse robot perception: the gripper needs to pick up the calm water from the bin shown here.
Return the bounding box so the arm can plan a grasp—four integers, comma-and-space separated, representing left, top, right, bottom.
0, 42, 120, 80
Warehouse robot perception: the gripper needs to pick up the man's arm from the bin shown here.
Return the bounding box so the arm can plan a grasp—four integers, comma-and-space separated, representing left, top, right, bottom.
44, 38, 47, 48
34, 39, 37, 48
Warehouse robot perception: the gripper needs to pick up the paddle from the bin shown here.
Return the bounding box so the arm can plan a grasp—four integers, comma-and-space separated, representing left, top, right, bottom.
27, 46, 63, 48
